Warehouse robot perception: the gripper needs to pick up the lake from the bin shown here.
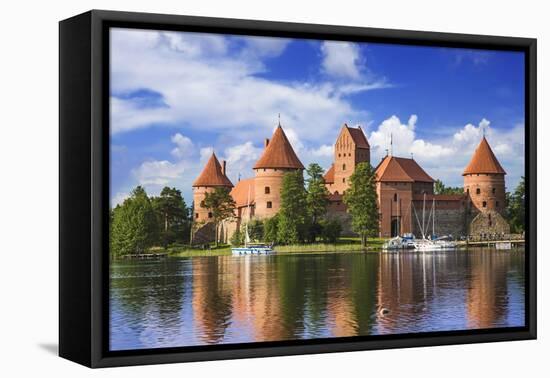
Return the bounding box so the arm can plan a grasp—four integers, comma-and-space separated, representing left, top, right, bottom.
109, 248, 525, 351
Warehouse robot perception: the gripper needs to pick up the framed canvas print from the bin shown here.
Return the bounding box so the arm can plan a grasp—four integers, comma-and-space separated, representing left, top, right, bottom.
59, 10, 536, 368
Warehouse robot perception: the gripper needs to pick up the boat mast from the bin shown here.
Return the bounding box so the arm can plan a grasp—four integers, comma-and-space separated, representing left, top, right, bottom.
422, 192, 426, 239
245, 184, 251, 248
432, 197, 435, 238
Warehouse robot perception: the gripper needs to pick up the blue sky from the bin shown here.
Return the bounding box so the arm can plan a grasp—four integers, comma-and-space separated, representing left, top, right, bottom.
110, 28, 525, 206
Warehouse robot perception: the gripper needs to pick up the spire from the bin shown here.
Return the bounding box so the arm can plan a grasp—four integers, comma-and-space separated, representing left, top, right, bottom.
390, 133, 393, 156
278, 113, 281, 126
253, 126, 304, 170
192, 153, 234, 187
463, 136, 506, 175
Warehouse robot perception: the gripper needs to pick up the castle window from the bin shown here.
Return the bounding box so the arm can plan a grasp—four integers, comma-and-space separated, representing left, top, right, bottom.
208, 212, 213, 218
342, 178, 346, 183
343, 164, 346, 171
476, 188, 481, 195
488, 213, 492, 227
266, 201, 272, 209
334, 191, 339, 195
466, 188, 469, 194
496, 201, 499, 208
394, 193, 397, 202
492, 188, 496, 194
482, 201, 487, 208
265, 186, 270, 194
195, 213, 199, 219
338, 153, 341, 157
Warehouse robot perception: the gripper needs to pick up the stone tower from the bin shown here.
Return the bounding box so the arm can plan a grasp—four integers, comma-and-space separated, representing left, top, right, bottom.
463, 136, 509, 234
192, 153, 233, 223
325, 124, 370, 195
253, 125, 304, 219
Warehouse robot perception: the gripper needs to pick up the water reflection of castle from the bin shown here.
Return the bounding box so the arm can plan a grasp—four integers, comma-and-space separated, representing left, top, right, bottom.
109, 252, 524, 350
192, 122, 510, 243
186, 253, 521, 342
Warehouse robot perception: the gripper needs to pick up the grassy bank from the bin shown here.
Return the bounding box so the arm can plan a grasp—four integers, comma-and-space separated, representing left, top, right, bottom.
149, 237, 386, 257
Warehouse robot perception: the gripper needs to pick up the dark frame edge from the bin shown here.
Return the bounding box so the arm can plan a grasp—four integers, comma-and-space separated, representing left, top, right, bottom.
58, 9, 537, 368
526, 38, 537, 340
59, 11, 93, 367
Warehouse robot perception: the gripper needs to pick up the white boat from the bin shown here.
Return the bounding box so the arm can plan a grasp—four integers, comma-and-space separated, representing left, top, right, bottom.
495, 241, 512, 250
382, 233, 416, 251
413, 238, 456, 251
232, 243, 274, 255
412, 195, 457, 251
231, 184, 275, 256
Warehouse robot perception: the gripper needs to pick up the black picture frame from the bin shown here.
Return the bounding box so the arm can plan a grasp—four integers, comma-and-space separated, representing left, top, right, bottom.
59, 9, 537, 368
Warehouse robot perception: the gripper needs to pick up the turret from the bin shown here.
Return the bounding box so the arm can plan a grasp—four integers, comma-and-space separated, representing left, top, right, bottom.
463, 136, 506, 215
253, 125, 304, 218
192, 153, 233, 223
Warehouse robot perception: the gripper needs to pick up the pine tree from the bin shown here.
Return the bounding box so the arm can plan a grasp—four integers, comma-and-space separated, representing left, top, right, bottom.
305, 163, 330, 242
151, 187, 190, 247
277, 170, 308, 244
343, 162, 379, 248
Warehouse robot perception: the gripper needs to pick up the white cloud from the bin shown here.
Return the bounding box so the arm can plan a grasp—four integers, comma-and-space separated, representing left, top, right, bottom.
199, 147, 214, 162
110, 28, 384, 143
221, 142, 263, 182
310, 144, 334, 158
170, 133, 193, 159
368, 115, 524, 189
133, 160, 186, 186
320, 41, 362, 79
111, 191, 130, 207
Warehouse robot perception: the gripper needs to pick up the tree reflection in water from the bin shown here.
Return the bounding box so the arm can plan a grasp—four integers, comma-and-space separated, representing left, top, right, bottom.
110, 248, 525, 351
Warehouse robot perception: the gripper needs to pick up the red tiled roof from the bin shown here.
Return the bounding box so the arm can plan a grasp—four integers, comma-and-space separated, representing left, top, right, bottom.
375, 156, 434, 183
253, 126, 305, 170
192, 153, 233, 187
323, 164, 335, 184
463, 137, 506, 175
346, 125, 370, 149
230, 178, 255, 208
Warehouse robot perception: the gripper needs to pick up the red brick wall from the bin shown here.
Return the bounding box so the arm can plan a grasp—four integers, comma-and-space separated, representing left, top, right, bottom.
464, 173, 506, 215
377, 182, 414, 238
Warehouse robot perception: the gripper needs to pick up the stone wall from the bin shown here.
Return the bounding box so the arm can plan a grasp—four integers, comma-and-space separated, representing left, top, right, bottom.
468, 210, 510, 236
411, 208, 467, 238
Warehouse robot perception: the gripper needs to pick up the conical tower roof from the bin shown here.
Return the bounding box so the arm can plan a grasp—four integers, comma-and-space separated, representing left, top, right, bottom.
463, 137, 506, 175
253, 126, 304, 170
192, 153, 233, 187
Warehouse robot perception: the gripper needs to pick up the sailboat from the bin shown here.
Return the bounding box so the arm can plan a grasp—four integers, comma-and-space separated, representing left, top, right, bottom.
231, 184, 274, 256
412, 194, 457, 251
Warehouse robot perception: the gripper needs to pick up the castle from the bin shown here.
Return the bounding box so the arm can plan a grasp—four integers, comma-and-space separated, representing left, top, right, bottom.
192, 122, 510, 243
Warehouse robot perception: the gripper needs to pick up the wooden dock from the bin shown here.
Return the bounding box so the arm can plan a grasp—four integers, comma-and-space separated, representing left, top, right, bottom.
121, 253, 169, 260
456, 237, 525, 248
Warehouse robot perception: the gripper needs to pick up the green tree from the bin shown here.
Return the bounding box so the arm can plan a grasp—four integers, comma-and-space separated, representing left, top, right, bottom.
305, 163, 330, 242
343, 162, 379, 248
319, 218, 342, 243
151, 187, 190, 248
263, 214, 280, 243
434, 179, 463, 195
201, 187, 236, 247
277, 170, 309, 244
230, 226, 244, 246
248, 219, 264, 242
506, 176, 525, 233
110, 186, 158, 257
